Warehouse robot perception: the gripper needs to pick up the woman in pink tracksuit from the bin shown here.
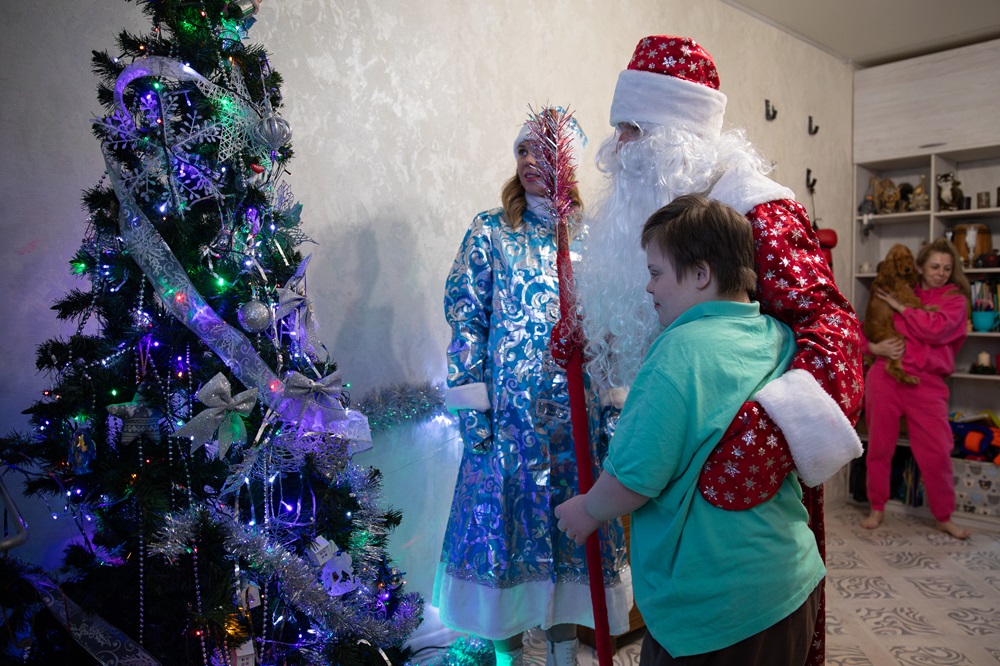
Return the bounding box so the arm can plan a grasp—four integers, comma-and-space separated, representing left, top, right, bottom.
862, 238, 972, 539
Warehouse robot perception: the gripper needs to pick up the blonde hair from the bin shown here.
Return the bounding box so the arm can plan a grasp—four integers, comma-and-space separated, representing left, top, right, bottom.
500, 173, 584, 230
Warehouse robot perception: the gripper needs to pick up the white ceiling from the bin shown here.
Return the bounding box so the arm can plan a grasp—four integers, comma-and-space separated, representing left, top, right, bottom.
722, 0, 1000, 67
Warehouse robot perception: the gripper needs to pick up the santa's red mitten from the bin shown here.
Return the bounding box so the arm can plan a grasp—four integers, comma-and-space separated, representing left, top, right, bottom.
699, 401, 796, 510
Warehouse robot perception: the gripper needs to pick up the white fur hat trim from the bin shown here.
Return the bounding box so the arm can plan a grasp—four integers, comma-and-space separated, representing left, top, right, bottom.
609, 69, 727, 139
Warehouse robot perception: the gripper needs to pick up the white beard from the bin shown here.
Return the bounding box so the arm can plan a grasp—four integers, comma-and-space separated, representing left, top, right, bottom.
578, 125, 764, 389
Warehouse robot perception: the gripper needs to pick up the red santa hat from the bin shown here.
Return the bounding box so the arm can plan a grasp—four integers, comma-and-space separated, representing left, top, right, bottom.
609, 36, 727, 139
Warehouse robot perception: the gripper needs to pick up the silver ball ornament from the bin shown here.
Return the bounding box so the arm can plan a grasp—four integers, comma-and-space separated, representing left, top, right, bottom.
225, 0, 260, 19
253, 115, 292, 152
237, 300, 272, 332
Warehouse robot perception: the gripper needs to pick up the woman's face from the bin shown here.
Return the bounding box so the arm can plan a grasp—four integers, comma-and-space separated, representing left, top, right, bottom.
918, 250, 953, 289
516, 142, 546, 197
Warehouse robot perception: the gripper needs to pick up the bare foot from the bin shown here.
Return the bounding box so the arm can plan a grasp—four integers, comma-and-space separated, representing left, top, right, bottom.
861, 510, 883, 530
935, 520, 970, 540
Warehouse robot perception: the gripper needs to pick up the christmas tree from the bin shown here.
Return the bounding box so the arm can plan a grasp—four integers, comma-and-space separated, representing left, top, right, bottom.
0, 1, 422, 663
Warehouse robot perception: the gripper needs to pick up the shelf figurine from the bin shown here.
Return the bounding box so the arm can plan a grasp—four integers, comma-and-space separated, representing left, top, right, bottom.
910, 174, 930, 211
875, 177, 900, 214
937, 172, 963, 211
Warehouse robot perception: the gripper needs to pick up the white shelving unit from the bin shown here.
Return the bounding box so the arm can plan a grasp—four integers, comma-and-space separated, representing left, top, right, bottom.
851, 149, 1000, 417
848, 39, 1000, 527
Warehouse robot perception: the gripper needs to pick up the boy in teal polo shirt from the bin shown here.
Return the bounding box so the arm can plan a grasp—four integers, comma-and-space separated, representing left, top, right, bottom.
556, 194, 824, 665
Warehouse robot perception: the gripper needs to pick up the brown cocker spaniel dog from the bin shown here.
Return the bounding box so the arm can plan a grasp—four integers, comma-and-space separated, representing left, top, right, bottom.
863, 244, 925, 384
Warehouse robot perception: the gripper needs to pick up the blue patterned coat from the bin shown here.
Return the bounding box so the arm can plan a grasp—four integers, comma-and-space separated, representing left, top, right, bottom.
437, 206, 629, 630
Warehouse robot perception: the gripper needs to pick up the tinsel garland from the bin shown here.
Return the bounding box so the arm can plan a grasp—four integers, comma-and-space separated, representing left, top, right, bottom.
151, 450, 424, 649
355, 382, 448, 435
142, 382, 449, 659
150, 496, 422, 654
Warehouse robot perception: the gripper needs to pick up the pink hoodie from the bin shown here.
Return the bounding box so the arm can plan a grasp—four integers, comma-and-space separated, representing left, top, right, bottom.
892, 284, 969, 378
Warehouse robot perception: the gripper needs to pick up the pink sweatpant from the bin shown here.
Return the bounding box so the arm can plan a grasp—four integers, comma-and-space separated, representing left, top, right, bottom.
864, 361, 956, 522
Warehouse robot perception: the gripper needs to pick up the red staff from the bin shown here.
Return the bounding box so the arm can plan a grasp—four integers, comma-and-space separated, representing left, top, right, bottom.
526, 107, 612, 666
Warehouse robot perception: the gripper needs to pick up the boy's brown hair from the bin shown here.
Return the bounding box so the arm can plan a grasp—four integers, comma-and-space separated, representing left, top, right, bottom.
641, 193, 757, 297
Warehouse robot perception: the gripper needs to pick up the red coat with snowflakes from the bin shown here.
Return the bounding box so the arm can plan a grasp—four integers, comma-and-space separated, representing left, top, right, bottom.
699, 199, 864, 507
698, 198, 864, 666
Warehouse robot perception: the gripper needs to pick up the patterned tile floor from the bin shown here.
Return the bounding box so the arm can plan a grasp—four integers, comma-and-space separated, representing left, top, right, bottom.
415, 504, 1000, 665
825, 504, 1000, 665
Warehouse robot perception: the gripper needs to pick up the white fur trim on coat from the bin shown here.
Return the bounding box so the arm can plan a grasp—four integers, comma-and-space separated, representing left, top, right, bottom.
609, 69, 727, 140
708, 162, 796, 216
444, 382, 491, 413
599, 387, 630, 410
754, 368, 863, 487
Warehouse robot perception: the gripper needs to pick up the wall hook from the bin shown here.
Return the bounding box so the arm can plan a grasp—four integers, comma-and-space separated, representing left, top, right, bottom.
806, 168, 817, 195
765, 99, 777, 121
808, 115, 819, 135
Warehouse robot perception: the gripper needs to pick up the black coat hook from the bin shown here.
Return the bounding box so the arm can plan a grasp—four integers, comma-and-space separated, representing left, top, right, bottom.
806, 168, 819, 230
765, 99, 777, 121
808, 115, 819, 135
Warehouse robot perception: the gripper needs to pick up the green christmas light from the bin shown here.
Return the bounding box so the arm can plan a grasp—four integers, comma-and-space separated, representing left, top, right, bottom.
216, 95, 237, 114
350, 530, 372, 551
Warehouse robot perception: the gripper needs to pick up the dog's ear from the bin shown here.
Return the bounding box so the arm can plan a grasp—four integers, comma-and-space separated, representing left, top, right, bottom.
875, 259, 885, 273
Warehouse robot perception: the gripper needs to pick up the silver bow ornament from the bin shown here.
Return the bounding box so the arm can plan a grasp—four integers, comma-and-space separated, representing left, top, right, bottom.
277, 371, 372, 449
275, 286, 322, 356
173, 373, 258, 458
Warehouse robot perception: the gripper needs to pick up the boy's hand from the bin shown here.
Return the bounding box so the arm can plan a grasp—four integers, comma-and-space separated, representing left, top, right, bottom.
555, 495, 601, 546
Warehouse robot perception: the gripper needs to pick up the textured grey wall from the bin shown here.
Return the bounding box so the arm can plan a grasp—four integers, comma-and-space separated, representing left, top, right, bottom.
0, 0, 855, 646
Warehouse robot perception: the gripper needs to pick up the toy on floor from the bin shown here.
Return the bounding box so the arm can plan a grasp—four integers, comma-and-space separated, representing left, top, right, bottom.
950, 417, 1000, 464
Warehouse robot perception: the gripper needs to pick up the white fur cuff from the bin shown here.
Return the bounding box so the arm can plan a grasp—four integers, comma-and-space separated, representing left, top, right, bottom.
755, 368, 863, 487
445, 382, 491, 413
599, 387, 629, 410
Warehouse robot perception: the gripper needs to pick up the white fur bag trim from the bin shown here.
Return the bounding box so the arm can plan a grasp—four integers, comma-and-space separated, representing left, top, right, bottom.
755, 368, 863, 487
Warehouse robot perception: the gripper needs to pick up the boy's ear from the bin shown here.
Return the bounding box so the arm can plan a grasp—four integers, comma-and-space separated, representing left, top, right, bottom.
694, 260, 712, 290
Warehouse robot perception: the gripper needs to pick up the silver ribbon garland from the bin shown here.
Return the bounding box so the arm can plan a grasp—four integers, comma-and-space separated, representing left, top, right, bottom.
173, 372, 257, 458
28, 574, 161, 665
105, 57, 372, 446
0, 476, 29, 552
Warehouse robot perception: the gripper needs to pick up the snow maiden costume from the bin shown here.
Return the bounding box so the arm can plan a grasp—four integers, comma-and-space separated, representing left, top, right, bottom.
433, 190, 632, 640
